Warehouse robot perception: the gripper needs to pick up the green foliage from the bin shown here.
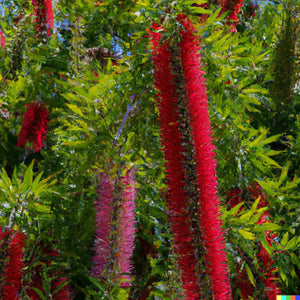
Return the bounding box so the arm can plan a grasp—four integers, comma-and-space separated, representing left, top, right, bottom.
0, 0, 299, 298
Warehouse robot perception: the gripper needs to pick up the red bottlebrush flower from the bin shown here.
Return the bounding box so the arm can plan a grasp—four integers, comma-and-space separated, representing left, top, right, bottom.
90, 173, 114, 278
221, 0, 243, 26
0, 29, 5, 50
225, 78, 231, 85
150, 24, 201, 299
178, 16, 231, 300
116, 169, 136, 288
226, 187, 243, 208
3, 231, 26, 300
26, 245, 73, 300
235, 267, 253, 300
32, 0, 54, 36
257, 241, 281, 300
17, 101, 49, 152
51, 277, 73, 300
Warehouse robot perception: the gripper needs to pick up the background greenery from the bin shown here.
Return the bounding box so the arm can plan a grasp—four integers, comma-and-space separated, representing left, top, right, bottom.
0, 0, 299, 298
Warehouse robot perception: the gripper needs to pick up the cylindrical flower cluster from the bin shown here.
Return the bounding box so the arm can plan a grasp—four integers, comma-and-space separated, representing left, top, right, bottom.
32, 0, 54, 36
90, 173, 114, 278
221, 0, 243, 26
178, 15, 231, 300
150, 24, 201, 299
17, 101, 49, 152
0, 29, 5, 50
117, 169, 136, 287
3, 231, 26, 300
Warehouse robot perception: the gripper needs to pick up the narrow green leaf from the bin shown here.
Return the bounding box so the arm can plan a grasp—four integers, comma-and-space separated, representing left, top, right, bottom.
190, 6, 212, 15
260, 133, 282, 146
0, 168, 12, 188
66, 103, 84, 117
281, 232, 289, 247
278, 161, 290, 186
261, 223, 282, 231
23, 160, 34, 188
245, 264, 255, 287
286, 236, 300, 250
238, 229, 256, 240
31, 172, 44, 192
258, 234, 272, 255
260, 154, 282, 169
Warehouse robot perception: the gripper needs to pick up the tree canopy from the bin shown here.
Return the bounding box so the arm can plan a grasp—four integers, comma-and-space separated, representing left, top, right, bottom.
0, 0, 299, 299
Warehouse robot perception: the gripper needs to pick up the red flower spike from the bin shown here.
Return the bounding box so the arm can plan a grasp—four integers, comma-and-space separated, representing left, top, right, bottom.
0, 29, 5, 50
235, 267, 253, 300
51, 277, 73, 300
179, 16, 231, 300
32, 0, 54, 36
26, 245, 73, 299
3, 231, 26, 300
150, 24, 201, 299
17, 101, 49, 152
221, 0, 243, 27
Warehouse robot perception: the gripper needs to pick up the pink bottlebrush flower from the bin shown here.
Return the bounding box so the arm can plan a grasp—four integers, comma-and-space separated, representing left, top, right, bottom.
0, 29, 5, 50
3, 231, 26, 300
90, 173, 114, 278
32, 0, 54, 36
178, 15, 231, 300
149, 24, 201, 299
117, 169, 136, 288
17, 101, 49, 152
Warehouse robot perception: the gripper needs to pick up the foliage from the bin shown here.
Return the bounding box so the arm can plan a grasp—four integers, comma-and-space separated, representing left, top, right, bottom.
0, 0, 299, 299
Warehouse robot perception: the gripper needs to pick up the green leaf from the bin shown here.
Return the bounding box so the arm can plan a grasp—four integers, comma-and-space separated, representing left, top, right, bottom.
230, 202, 244, 215
281, 232, 289, 247
260, 133, 282, 146
245, 264, 255, 287
23, 160, 34, 188
238, 229, 256, 240
260, 154, 282, 169
30, 287, 47, 300
0, 168, 12, 188
286, 236, 300, 250
260, 223, 282, 231
190, 6, 212, 15
278, 161, 290, 186
66, 103, 84, 117
33, 204, 51, 214
258, 234, 272, 255
31, 172, 44, 192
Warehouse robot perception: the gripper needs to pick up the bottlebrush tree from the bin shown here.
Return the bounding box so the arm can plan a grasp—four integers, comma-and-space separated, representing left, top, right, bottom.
0, 0, 299, 299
